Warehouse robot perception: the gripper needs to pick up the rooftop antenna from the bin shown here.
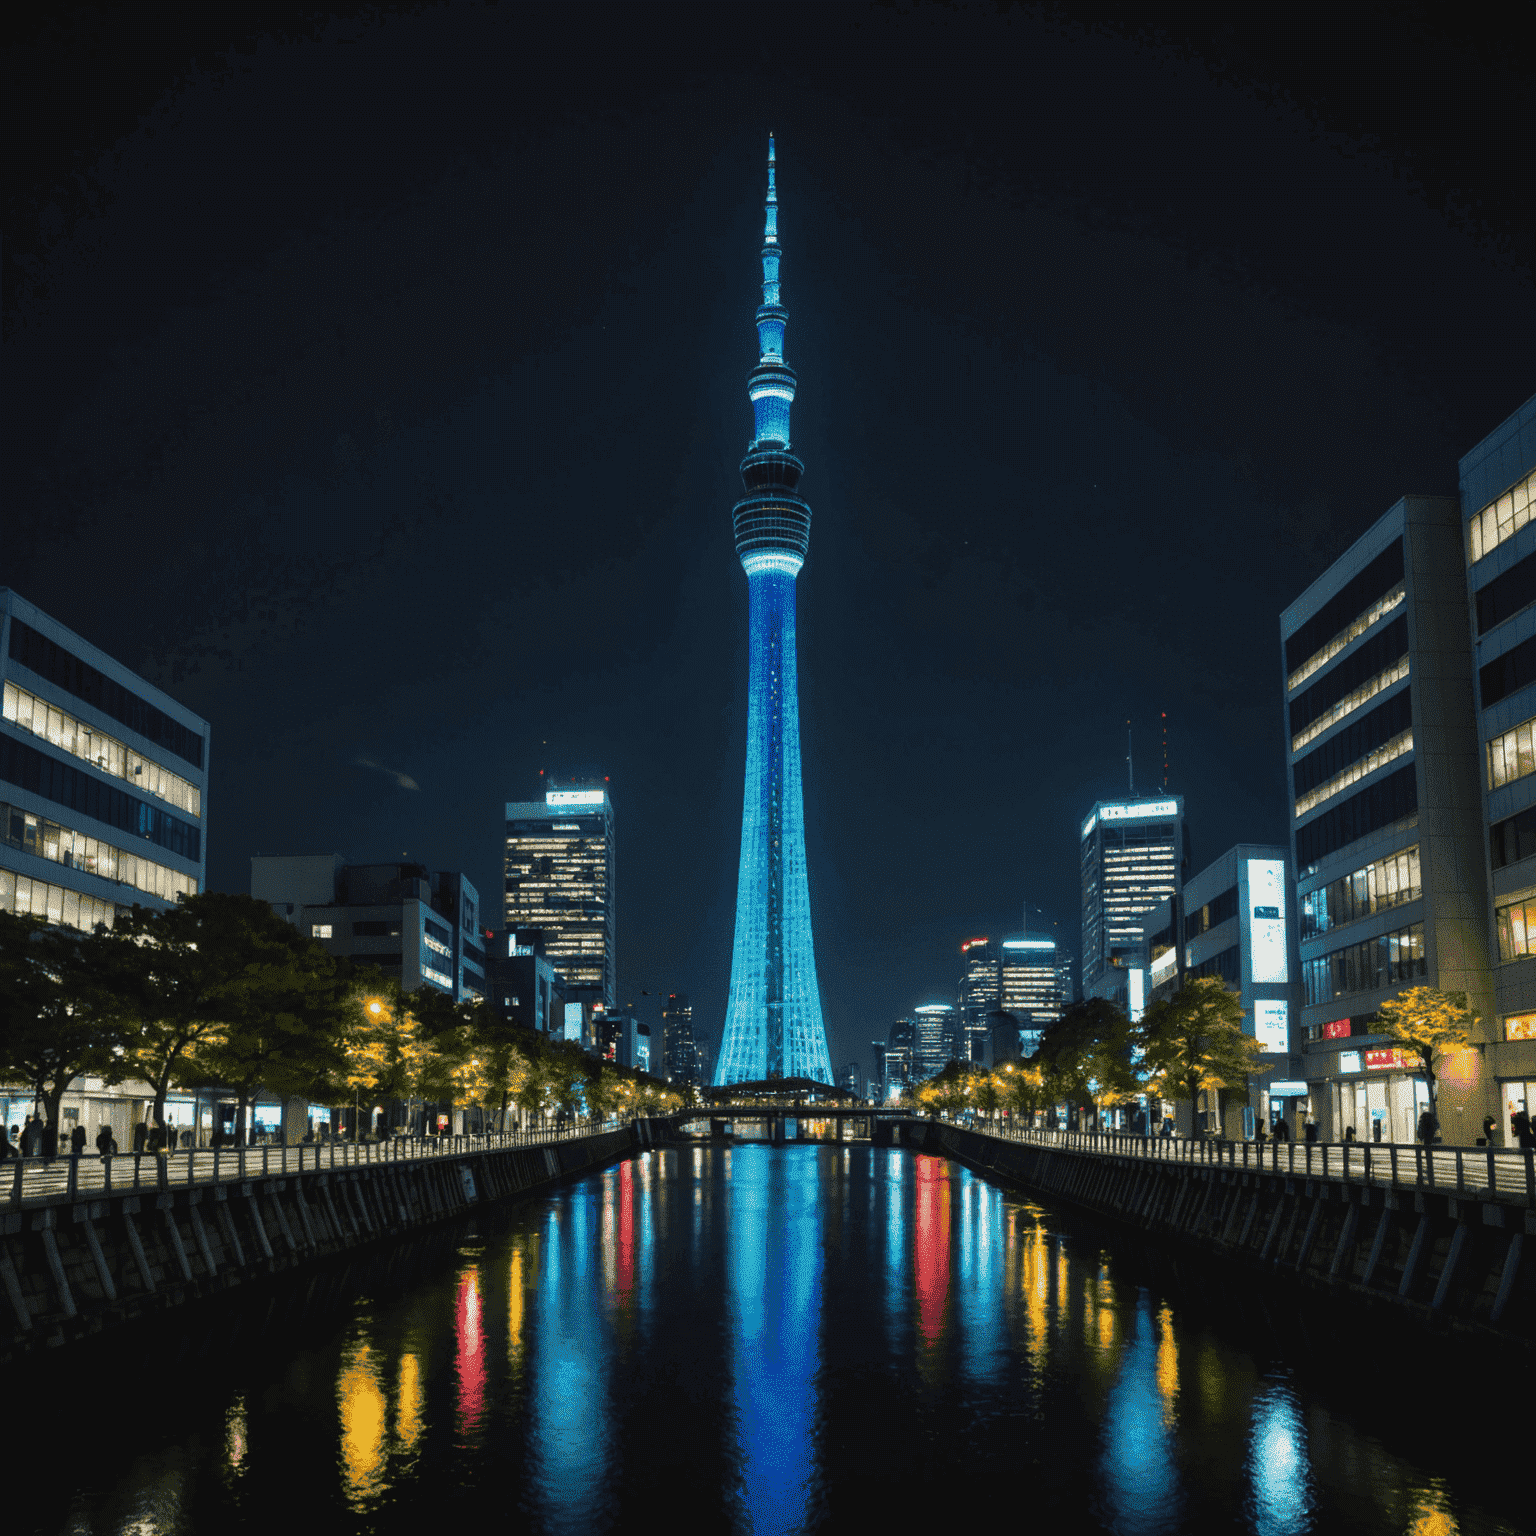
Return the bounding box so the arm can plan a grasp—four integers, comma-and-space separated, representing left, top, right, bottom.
1126, 718, 1134, 795
1161, 710, 1169, 791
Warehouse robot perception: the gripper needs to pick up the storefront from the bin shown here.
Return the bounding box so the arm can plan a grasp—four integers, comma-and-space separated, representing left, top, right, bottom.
1500, 1079, 1536, 1143
1322, 1047, 1428, 1143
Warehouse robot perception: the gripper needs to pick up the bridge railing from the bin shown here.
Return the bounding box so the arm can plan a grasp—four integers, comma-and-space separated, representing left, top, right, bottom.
940, 1119, 1536, 1207
0, 1118, 633, 1211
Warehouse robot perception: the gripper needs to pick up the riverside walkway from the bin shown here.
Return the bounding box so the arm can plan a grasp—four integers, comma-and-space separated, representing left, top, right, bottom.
0, 1119, 632, 1211
936, 1120, 1536, 1207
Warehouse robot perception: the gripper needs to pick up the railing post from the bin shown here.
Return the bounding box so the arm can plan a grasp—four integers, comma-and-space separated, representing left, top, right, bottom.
1390, 1144, 1399, 1186
67, 1157, 78, 1199
1486, 1147, 1496, 1196
1525, 1149, 1535, 1208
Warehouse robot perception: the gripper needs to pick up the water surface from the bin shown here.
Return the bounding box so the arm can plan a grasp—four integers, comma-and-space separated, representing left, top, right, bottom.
24, 1144, 1524, 1534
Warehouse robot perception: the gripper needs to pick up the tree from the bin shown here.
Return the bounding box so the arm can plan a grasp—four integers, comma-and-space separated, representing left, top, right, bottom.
343, 977, 434, 1133
1137, 977, 1266, 1138
188, 919, 356, 1143
1037, 998, 1136, 1129
0, 912, 126, 1151
1374, 986, 1477, 1122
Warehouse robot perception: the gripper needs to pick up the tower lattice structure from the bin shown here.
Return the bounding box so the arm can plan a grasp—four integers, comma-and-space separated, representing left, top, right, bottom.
713, 138, 834, 1087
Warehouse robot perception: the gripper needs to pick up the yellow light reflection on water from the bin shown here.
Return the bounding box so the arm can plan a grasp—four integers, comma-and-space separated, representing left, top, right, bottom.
396, 1351, 423, 1454
224, 1394, 248, 1479
337, 1338, 387, 1509
509, 1245, 525, 1368
1406, 1480, 1459, 1536
1155, 1305, 1179, 1427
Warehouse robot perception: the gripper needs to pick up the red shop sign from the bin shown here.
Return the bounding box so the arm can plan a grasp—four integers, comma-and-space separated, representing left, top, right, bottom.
1323, 1019, 1352, 1040
1364, 1048, 1411, 1071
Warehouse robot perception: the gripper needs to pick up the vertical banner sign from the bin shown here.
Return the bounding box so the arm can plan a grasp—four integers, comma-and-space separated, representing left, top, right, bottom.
1254, 999, 1289, 1054
1247, 859, 1289, 983
564, 1003, 584, 1043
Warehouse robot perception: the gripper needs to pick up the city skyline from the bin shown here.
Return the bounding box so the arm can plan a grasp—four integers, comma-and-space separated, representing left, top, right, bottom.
2, 6, 1529, 1076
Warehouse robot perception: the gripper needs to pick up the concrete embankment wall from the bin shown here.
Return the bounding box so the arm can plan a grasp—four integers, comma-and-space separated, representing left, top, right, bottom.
0, 1120, 667, 1360
895, 1120, 1536, 1345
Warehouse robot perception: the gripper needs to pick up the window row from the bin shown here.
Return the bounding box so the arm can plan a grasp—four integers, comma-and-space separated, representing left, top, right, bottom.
1300, 846, 1421, 939
1467, 466, 1536, 566
1496, 894, 1536, 963
1291, 656, 1411, 754
1189, 945, 1240, 985
1491, 804, 1536, 870
1295, 730, 1412, 819
1480, 633, 1536, 711
0, 733, 201, 863
4, 683, 202, 818
1285, 541, 1404, 683
8, 619, 204, 769
1293, 687, 1412, 798
0, 868, 120, 932
1295, 765, 1417, 870
1185, 886, 1238, 941
1, 802, 198, 904
1289, 616, 1408, 740
1288, 584, 1405, 693
1302, 923, 1425, 1007
1488, 714, 1536, 791
1476, 544, 1536, 635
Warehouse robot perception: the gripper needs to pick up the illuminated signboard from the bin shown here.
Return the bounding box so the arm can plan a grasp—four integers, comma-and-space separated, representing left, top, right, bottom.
1364, 1048, 1412, 1071
961, 937, 990, 952
1506, 1014, 1536, 1042
563, 1003, 583, 1042
914, 1004, 952, 1014
1267, 1080, 1309, 1097
1003, 939, 1055, 951
1254, 999, 1289, 1054
1323, 1019, 1351, 1040
546, 790, 605, 807
1128, 967, 1146, 1024
1099, 800, 1178, 823
1246, 859, 1289, 983
1339, 1051, 1363, 1074
1081, 812, 1098, 839
1150, 946, 1178, 987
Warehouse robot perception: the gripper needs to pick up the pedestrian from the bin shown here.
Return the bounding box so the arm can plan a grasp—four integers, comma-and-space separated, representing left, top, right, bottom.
1483, 1114, 1498, 1146
95, 1125, 113, 1158
1344, 1124, 1357, 1142
20, 1116, 42, 1157
1304, 1119, 1319, 1143
0, 1128, 11, 1161
1417, 1108, 1438, 1147
39, 1120, 57, 1159
69, 1124, 86, 1157
1515, 1109, 1534, 1150
131, 1120, 148, 1154
1274, 1116, 1291, 1142
1255, 1118, 1268, 1143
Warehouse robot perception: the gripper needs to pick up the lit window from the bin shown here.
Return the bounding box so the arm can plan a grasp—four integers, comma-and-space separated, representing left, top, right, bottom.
312, 923, 332, 939
1469, 467, 1536, 565
1488, 716, 1536, 790
1505, 1014, 1536, 1042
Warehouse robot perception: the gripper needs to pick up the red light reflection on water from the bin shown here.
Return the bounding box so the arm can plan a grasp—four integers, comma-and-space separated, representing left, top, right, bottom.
913, 1156, 950, 1344
456, 1268, 486, 1434
616, 1159, 635, 1303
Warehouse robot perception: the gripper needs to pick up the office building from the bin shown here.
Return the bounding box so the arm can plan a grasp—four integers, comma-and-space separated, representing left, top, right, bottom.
1140, 844, 1303, 1136
594, 1009, 653, 1073
252, 855, 483, 1001
714, 140, 835, 1087
883, 1019, 915, 1098
957, 937, 1001, 1062
1461, 394, 1536, 1139
1, 590, 208, 932
1080, 796, 1187, 1007
912, 1004, 954, 1078
840, 1061, 861, 1097
661, 992, 702, 1084
483, 927, 563, 1038
504, 785, 616, 1041
1001, 938, 1071, 1057
1282, 490, 1491, 1142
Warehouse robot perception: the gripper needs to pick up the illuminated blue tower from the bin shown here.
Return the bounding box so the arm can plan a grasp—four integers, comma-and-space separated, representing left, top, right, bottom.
714, 138, 834, 1088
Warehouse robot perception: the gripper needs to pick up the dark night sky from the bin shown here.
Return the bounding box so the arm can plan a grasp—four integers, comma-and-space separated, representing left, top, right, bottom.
4, 3, 1531, 1077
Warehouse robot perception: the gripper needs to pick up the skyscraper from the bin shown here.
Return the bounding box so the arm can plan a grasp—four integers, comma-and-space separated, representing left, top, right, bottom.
957, 936, 1001, 1062
661, 992, 700, 1084
1080, 795, 1187, 1007
504, 786, 616, 1036
912, 1004, 955, 1079
714, 139, 834, 1088
1001, 937, 1070, 1056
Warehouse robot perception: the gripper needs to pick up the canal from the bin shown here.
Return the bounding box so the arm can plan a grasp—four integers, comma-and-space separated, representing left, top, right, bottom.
16, 1143, 1527, 1534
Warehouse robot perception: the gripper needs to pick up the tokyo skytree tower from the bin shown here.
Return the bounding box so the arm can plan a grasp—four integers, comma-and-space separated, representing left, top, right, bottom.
713, 138, 834, 1088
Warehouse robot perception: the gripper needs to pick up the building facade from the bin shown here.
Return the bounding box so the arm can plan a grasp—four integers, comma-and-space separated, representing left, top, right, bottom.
956, 937, 1001, 1063
661, 992, 701, 1085
483, 927, 563, 1039
252, 855, 483, 1002
714, 140, 835, 1088
504, 786, 616, 1039
1461, 395, 1536, 1140
1, 590, 208, 933
1001, 937, 1071, 1057
1080, 796, 1187, 1008
1282, 493, 1491, 1143
912, 1004, 954, 1079
882, 1018, 916, 1098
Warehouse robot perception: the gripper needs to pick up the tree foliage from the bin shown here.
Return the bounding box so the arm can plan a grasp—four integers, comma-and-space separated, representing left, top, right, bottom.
1374, 986, 1477, 1115
1137, 977, 1265, 1134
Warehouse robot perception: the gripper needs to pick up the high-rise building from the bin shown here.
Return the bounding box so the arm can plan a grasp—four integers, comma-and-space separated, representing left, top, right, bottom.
883, 1018, 915, 1096
483, 927, 563, 1038
661, 992, 701, 1084
912, 1004, 954, 1079
252, 855, 482, 1002
504, 786, 616, 1039
714, 140, 834, 1087
1, 590, 209, 932
1283, 493, 1490, 1142
957, 936, 1000, 1062
1465, 395, 1536, 1140
840, 1062, 861, 1097
1080, 796, 1187, 1007
1001, 938, 1070, 1056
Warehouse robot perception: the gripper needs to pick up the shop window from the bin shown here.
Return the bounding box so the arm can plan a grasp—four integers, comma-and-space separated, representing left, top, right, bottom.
1505, 1014, 1536, 1042
311, 923, 332, 939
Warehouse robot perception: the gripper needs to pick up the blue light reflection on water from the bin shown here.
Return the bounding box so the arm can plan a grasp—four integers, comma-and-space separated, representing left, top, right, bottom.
1097, 1292, 1186, 1535
1248, 1379, 1314, 1536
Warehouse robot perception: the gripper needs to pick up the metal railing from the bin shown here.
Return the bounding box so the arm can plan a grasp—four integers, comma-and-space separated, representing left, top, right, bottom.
0, 1118, 633, 1210
935, 1119, 1536, 1206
